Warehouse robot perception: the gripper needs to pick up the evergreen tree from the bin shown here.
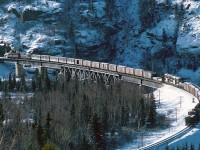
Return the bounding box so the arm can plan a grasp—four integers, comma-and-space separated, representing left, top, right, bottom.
12, 74, 16, 90
139, 98, 145, 127
0, 103, 4, 126
165, 0, 171, 10
82, 94, 91, 124
91, 113, 106, 150
70, 102, 76, 118
140, 0, 156, 29
165, 145, 169, 150
190, 144, 194, 150
198, 144, 200, 150
32, 78, 36, 92
147, 93, 157, 127
82, 135, 90, 150
162, 28, 168, 46
102, 103, 109, 132
0, 78, 2, 91
20, 73, 26, 92
44, 70, 51, 92
8, 73, 13, 91
36, 109, 44, 149
44, 112, 52, 141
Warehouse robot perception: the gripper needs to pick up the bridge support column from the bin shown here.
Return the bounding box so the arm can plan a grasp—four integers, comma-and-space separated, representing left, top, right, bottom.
38, 66, 46, 75
15, 62, 23, 77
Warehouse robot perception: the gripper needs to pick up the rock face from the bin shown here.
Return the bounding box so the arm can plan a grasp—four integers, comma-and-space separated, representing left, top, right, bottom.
177, 1, 200, 55
22, 8, 44, 22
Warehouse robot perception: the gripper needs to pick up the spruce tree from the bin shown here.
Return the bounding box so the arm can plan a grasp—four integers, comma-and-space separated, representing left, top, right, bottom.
0, 78, 2, 91
8, 73, 13, 91
0, 103, 4, 126
12, 74, 16, 90
44, 112, 52, 141
139, 98, 145, 127
147, 93, 157, 127
190, 144, 194, 150
91, 113, 106, 150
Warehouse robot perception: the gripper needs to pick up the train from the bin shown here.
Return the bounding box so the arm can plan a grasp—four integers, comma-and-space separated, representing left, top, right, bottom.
3, 52, 199, 99
4, 52, 200, 125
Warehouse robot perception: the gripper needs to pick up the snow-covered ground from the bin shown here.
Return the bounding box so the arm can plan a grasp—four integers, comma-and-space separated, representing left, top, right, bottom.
119, 84, 198, 150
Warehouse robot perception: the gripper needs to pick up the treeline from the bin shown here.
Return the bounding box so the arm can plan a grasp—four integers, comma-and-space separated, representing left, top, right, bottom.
166, 142, 200, 150
0, 71, 165, 149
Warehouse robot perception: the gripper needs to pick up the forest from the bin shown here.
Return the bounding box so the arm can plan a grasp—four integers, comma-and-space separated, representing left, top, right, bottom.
0, 70, 167, 150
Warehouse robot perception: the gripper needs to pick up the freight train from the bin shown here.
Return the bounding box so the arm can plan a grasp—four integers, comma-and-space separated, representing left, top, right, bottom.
4, 52, 200, 125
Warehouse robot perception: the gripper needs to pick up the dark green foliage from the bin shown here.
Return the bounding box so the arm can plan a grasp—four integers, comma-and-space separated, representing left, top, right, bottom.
162, 28, 168, 45
190, 144, 194, 150
147, 93, 157, 127
20, 73, 26, 92
139, 98, 146, 127
45, 112, 52, 141
140, 0, 156, 29
0, 78, 2, 91
91, 113, 106, 150
70, 103, 76, 118
0, 103, 4, 126
82, 135, 90, 150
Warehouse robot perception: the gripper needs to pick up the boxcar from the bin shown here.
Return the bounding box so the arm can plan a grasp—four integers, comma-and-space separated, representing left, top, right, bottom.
92, 61, 100, 69
41, 55, 50, 61
117, 65, 126, 73
83, 60, 92, 67
75, 59, 83, 65
67, 58, 75, 64
134, 69, 143, 77
31, 54, 41, 60
125, 67, 134, 75
59, 57, 67, 63
50, 56, 59, 62
143, 70, 152, 79
109, 64, 117, 72
100, 63, 109, 70
188, 84, 195, 96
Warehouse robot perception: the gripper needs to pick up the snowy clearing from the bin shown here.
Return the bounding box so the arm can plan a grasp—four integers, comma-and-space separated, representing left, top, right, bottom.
119, 84, 198, 150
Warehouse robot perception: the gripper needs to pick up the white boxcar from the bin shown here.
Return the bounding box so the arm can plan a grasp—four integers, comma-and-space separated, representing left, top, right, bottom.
100, 63, 109, 70
183, 82, 190, 92
59, 57, 67, 63
109, 64, 117, 72
50, 56, 59, 62
198, 91, 200, 100
67, 58, 75, 64
41, 55, 50, 61
83, 60, 92, 67
125, 67, 134, 75
117, 65, 126, 73
188, 84, 195, 96
75, 59, 83, 65
143, 70, 152, 79
195, 88, 199, 98
92, 61, 100, 68
31, 54, 41, 60
134, 69, 143, 77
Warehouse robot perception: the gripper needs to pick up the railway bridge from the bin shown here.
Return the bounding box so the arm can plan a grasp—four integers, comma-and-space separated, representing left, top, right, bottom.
0, 56, 162, 89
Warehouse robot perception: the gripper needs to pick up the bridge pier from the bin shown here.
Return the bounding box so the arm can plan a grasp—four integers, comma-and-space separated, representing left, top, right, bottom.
38, 66, 47, 75
15, 62, 23, 77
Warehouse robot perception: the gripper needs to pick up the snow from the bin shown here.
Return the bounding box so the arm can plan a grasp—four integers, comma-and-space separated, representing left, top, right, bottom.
177, 1, 200, 54
178, 68, 200, 84
119, 84, 198, 150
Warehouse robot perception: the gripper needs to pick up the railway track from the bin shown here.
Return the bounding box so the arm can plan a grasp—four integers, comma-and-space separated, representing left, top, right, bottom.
138, 126, 192, 150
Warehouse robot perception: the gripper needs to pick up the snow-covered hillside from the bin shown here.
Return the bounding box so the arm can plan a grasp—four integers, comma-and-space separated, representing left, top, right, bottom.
0, 0, 200, 75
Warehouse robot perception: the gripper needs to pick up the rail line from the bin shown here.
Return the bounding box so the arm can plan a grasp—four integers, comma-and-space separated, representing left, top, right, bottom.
139, 126, 192, 150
